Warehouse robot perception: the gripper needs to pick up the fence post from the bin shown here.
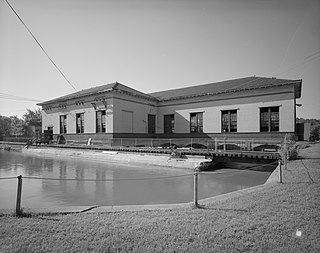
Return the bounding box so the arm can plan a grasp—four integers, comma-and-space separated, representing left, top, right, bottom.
16, 175, 23, 216
283, 133, 288, 170
194, 170, 199, 208
278, 160, 283, 183
214, 137, 217, 153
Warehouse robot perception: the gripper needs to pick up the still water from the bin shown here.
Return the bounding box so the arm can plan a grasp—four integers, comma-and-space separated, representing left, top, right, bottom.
0, 150, 272, 209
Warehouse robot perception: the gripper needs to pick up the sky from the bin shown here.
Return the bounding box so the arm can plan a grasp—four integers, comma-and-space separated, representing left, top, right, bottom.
0, 0, 319, 119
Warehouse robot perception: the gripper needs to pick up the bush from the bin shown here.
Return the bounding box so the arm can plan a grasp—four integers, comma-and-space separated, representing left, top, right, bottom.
309, 125, 320, 141
280, 133, 299, 161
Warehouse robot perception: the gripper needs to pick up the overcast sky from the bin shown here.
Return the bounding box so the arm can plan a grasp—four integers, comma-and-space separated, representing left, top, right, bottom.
0, 0, 319, 118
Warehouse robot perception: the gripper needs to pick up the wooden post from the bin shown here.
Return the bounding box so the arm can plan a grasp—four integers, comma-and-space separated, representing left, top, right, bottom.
16, 175, 23, 216
284, 133, 288, 170
214, 137, 217, 153
194, 171, 199, 208
278, 160, 283, 183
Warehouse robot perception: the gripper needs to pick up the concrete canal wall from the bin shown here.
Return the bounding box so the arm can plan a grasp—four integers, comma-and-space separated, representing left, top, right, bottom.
1, 141, 277, 171
21, 147, 210, 169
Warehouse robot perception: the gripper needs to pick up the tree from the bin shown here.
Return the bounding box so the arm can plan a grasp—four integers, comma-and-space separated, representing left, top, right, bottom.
23, 108, 42, 127
310, 125, 320, 141
10, 116, 24, 137
0, 115, 11, 138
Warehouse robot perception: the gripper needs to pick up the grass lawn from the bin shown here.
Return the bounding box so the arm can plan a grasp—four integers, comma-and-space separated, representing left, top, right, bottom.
1, 144, 319, 252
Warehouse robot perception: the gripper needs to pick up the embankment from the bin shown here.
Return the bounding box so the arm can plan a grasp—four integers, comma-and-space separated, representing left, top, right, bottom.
2, 142, 278, 171
0, 142, 25, 152
21, 146, 210, 169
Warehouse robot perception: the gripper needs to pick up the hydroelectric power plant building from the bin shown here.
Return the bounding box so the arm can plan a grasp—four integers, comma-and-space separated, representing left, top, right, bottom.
38, 76, 302, 147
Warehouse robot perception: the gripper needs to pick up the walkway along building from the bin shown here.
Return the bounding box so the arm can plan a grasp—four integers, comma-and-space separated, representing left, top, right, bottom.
37, 76, 302, 147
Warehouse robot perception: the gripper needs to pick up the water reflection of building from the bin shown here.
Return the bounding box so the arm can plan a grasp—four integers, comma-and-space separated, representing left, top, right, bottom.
38, 77, 302, 145
42, 160, 114, 206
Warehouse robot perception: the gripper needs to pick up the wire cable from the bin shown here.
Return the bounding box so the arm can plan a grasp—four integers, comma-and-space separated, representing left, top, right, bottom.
0, 92, 43, 102
22, 173, 194, 182
275, 3, 313, 74
0, 176, 17, 180
300, 159, 315, 183
3, 0, 77, 92
274, 51, 320, 76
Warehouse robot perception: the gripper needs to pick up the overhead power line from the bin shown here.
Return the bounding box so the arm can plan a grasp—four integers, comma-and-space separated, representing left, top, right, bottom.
0, 92, 43, 102
4, 0, 77, 92
274, 50, 320, 76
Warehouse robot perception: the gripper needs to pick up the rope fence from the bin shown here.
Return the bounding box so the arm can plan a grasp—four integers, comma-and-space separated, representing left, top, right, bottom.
21, 173, 194, 182
0, 176, 17, 180
0, 160, 281, 216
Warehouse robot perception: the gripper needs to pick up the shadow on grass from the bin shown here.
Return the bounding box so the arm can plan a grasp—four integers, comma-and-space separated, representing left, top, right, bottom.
2, 206, 100, 219
298, 157, 320, 160
191, 204, 248, 212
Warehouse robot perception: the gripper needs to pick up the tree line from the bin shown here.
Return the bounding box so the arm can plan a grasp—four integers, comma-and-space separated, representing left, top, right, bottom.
296, 118, 320, 141
0, 109, 41, 138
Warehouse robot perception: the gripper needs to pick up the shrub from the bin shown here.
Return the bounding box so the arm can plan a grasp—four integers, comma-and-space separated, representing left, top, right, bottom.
280, 133, 299, 161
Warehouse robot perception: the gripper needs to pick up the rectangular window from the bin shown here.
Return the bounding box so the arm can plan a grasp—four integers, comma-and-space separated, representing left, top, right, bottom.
221, 110, 237, 132
76, 113, 84, 133
190, 112, 203, 133
96, 110, 106, 133
164, 114, 175, 133
148, 114, 156, 134
59, 115, 67, 134
260, 106, 279, 132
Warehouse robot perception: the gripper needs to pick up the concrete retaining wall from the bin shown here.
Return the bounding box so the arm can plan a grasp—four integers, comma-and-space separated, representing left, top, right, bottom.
22, 147, 209, 169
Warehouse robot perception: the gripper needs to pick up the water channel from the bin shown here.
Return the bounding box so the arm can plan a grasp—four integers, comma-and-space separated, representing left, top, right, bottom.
0, 150, 273, 209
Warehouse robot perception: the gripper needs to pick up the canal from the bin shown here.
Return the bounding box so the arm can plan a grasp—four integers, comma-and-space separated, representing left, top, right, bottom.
0, 150, 273, 209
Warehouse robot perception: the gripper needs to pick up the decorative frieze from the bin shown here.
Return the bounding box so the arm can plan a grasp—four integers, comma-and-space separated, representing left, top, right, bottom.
75, 100, 85, 106
44, 105, 52, 111
58, 103, 67, 109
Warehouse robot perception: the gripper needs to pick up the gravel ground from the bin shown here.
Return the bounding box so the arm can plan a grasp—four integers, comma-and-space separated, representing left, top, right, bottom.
0, 143, 319, 252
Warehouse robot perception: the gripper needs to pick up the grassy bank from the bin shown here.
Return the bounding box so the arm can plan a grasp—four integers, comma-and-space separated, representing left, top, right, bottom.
0, 144, 319, 252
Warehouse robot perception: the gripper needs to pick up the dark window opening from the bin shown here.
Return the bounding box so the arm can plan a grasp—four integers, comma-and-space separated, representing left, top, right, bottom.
59, 115, 67, 134
190, 112, 203, 133
76, 113, 84, 133
260, 106, 279, 132
221, 110, 237, 132
148, 114, 156, 134
96, 110, 106, 133
164, 114, 175, 133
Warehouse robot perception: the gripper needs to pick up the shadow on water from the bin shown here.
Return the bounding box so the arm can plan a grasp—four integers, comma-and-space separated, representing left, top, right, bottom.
197, 156, 277, 173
